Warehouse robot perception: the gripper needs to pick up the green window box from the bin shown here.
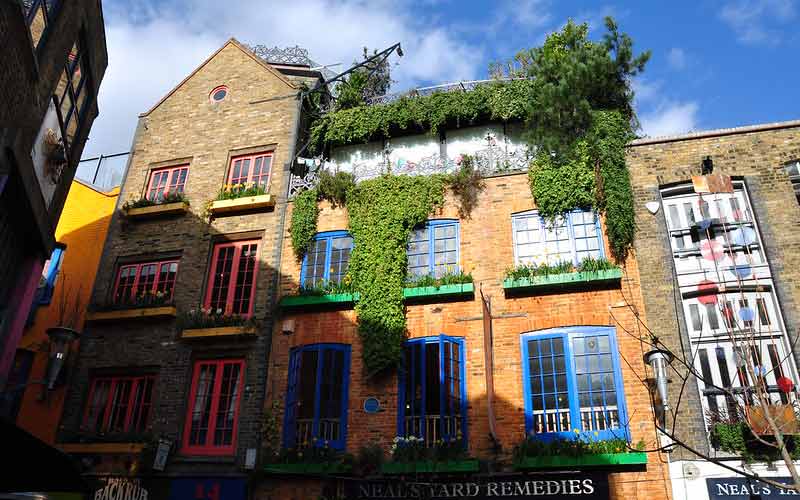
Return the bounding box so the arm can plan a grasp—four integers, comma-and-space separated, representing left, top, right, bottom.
381, 459, 479, 475
514, 452, 647, 470
503, 269, 622, 294
263, 462, 352, 475
278, 293, 360, 310
403, 283, 474, 303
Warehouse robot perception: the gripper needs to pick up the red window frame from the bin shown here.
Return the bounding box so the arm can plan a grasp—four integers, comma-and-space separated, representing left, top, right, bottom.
182, 359, 245, 456
146, 165, 189, 202
82, 375, 155, 434
226, 152, 272, 189
204, 240, 259, 317
113, 260, 179, 305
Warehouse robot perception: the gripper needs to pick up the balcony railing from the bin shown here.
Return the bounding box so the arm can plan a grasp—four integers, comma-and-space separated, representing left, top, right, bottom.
294, 417, 341, 446
403, 414, 461, 447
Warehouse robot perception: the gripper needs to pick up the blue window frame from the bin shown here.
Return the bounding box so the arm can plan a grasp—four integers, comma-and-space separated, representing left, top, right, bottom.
512, 210, 604, 267
283, 344, 350, 450
407, 220, 459, 279
300, 231, 353, 289
38, 244, 65, 305
398, 335, 467, 446
520, 326, 629, 442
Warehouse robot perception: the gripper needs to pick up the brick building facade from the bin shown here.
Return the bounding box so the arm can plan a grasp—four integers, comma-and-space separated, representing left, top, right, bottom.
627, 121, 800, 499
257, 133, 673, 498
0, 0, 107, 388
57, 39, 323, 498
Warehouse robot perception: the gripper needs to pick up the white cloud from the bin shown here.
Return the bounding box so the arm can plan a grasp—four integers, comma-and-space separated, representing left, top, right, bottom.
639, 101, 699, 138
83, 0, 485, 157
666, 47, 687, 70
719, 0, 796, 45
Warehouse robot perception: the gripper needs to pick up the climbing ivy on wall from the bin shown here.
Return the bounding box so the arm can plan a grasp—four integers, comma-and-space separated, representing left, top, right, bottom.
528, 110, 635, 260
346, 175, 447, 376
289, 188, 319, 259
308, 79, 536, 155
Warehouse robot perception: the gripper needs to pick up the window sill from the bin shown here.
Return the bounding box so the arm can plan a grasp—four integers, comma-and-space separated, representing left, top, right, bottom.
85, 305, 177, 323
279, 292, 359, 310
503, 269, 622, 295
207, 194, 275, 216
514, 452, 647, 470
403, 283, 475, 303
58, 442, 146, 455
123, 201, 189, 220
181, 325, 257, 339
263, 462, 352, 475
381, 459, 479, 474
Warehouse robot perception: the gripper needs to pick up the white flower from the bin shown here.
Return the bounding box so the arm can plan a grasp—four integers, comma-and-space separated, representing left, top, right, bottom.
216, 308, 222, 314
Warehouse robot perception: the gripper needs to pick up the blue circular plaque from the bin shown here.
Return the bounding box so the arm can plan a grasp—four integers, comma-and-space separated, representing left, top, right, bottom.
364, 397, 380, 413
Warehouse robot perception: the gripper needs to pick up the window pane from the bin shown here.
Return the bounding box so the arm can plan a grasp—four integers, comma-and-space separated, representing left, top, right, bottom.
189, 364, 217, 446
232, 244, 257, 315
209, 246, 235, 313
571, 334, 619, 433
303, 238, 328, 288
214, 363, 242, 446
527, 337, 570, 435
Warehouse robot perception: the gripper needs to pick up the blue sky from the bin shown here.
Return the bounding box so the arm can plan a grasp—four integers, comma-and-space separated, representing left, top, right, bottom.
83, 0, 800, 158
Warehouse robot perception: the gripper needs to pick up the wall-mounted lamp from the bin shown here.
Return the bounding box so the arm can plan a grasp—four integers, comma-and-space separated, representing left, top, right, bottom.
701, 156, 714, 175
44, 326, 80, 390
644, 349, 673, 411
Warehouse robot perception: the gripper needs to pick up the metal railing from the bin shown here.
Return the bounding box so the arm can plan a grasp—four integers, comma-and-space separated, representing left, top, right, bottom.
403, 414, 461, 446
75, 152, 128, 191
295, 418, 340, 446
367, 78, 521, 106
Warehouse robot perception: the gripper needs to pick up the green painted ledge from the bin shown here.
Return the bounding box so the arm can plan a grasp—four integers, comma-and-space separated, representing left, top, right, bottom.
278, 293, 360, 310
514, 452, 647, 470
503, 268, 623, 293
403, 283, 475, 303
381, 459, 479, 474
263, 462, 352, 475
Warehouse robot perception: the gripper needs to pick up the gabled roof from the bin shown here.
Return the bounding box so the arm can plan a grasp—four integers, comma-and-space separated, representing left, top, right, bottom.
139, 37, 298, 117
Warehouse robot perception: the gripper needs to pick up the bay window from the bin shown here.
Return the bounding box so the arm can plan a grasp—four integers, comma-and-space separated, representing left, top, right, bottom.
204, 240, 259, 316
521, 327, 629, 441
183, 359, 244, 455
283, 344, 351, 450
398, 335, 467, 446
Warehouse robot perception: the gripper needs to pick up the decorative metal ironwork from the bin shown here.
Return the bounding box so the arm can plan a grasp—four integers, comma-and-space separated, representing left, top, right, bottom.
249, 45, 316, 67
288, 157, 322, 198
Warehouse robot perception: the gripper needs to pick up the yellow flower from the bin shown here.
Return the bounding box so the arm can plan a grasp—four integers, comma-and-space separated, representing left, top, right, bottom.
573, 429, 580, 435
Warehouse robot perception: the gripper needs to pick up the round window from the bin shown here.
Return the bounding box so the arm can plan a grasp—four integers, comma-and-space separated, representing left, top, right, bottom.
210, 85, 228, 103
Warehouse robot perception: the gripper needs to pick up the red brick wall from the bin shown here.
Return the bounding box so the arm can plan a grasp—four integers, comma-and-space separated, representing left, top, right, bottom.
265, 173, 672, 499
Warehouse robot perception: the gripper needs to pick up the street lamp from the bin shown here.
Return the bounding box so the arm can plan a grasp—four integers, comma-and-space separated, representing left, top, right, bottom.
644, 349, 673, 411
45, 326, 80, 390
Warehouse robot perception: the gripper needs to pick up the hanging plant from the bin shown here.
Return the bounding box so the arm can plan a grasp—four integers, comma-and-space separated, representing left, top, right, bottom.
346, 174, 447, 376
290, 188, 319, 258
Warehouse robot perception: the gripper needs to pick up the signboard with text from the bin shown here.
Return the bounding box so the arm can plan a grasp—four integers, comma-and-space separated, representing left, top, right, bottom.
347, 473, 609, 500
707, 477, 800, 499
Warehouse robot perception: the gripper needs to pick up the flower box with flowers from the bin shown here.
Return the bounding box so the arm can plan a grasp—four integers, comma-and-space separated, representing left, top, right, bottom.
382, 435, 478, 474
177, 308, 257, 338
403, 271, 474, 303
263, 439, 352, 475
504, 258, 622, 295
207, 183, 274, 216
279, 277, 359, 310
86, 292, 176, 322
122, 193, 190, 220
513, 434, 647, 471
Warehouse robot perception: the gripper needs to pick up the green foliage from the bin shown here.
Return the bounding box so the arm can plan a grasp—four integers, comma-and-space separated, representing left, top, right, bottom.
390, 435, 467, 462
290, 188, 320, 258
335, 47, 394, 111
355, 442, 385, 476
405, 270, 473, 288
123, 192, 187, 210
309, 79, 537, 154
215, 182, 267, 200
576, 256, 618, 273
710, 422, 800, 464
176, 308, 257, 330
298, 277, 354, 296
447, 154, 485, 218
261, 400, 282, 461
528, 110, 636, 261
492, 17, 649, 153
346, 174, 447, 376
317, 170, 356, 207
513, 435, 642, 462
505, 260, 575, 280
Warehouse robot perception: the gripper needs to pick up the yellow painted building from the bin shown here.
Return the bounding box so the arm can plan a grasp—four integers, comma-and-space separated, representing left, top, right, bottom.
12, 177, 120, 444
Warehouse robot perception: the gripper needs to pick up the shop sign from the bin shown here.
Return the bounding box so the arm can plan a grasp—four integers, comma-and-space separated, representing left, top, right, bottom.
707, 477, 800, 498
93, 478, 150, 500
348, 473, 608, 499
168, 478, 246, 500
